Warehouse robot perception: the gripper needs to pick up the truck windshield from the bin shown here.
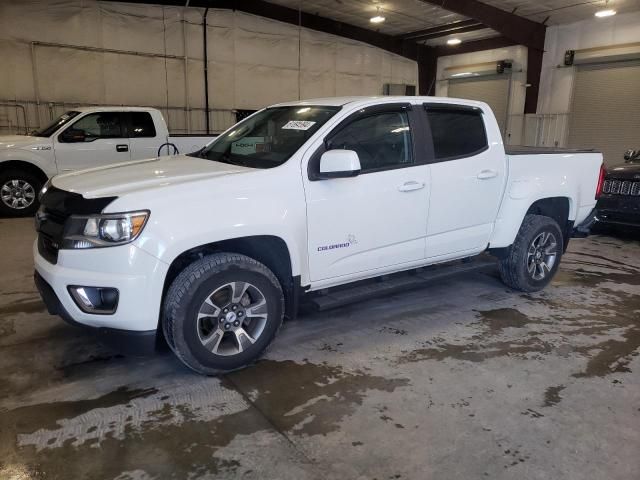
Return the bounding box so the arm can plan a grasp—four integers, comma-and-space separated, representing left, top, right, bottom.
192, 106, 340, 169
32, 111, 81, 137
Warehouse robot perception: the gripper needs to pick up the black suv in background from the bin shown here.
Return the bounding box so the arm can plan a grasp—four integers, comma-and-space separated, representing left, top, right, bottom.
597, 149, 640, 228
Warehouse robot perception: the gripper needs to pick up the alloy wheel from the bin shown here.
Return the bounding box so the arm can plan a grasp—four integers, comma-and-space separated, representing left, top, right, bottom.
196, 281, 269, 356
1, 179, 36, 210
526, 231, 558, 281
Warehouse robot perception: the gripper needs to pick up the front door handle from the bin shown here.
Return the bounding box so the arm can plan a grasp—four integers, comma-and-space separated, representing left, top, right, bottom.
116, 144, 129, 152
477, 169, 498, 180
398, 181, 425, 192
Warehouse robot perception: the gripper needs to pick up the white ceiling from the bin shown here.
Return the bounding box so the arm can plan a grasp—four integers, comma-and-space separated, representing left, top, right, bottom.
267, 0, 640, 37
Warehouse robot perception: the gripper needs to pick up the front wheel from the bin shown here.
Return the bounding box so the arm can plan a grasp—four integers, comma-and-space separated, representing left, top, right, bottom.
0, 169, 42, 217
498, 214, 564, 292
163, 253, 284, 375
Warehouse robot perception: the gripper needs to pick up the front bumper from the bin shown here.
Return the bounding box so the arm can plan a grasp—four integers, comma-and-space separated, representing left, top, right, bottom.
34, 271, 158, 355
33, 240, 170, 353
595, 195, 640, 227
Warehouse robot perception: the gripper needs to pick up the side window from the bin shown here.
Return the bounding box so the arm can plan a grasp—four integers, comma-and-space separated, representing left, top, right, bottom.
426, 107, 488, 160
61, 112, 123, 142
328, 111, 413, 172
129, 112, 156, 138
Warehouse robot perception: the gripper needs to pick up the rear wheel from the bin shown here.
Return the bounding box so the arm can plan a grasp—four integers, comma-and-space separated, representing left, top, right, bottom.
163, 253, 284, 375
0, 169, 42, 217
498, 214, 563, 292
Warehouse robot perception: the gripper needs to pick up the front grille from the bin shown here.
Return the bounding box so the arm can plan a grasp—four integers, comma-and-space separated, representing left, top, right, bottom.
602, 179, 640, 196
38, 231, 60, 264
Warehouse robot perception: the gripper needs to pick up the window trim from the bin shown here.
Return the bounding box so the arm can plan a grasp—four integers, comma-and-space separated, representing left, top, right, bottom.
125, 111, 157, 139
58, 111, 127, 143
308, 103, 422, 181
422, 103, 489, 163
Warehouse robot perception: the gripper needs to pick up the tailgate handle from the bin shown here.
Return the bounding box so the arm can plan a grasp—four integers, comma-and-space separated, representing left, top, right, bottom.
116, 144, 129, 153
477, 169, 498, 180
398, 181, 425, 192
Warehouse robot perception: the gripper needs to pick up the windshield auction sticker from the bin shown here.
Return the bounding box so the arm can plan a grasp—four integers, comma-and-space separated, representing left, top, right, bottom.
282, 120, 316, 130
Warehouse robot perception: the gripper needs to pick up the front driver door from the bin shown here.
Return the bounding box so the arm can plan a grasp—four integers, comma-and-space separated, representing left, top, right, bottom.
303, 104, 430, 283
54, 112, 131, 172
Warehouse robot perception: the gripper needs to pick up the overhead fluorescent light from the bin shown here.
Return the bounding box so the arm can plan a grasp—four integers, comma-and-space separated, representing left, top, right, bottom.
595, 9, 616, 17
451, 72, 475, 77
371, 6, 385, 24
447, 38, 462, 46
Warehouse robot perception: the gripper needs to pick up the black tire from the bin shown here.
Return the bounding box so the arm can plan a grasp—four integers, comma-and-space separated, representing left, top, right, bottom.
498, 214, 564, 292
163, 253, 284, 375
0, 169, 42, 217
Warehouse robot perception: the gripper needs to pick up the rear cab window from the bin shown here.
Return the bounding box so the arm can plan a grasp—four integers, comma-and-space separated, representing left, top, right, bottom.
128, 112, 156, 138
424, 104, 488, 161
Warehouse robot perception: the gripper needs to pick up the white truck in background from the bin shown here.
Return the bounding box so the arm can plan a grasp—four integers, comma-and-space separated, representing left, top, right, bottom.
0, 106, 216, 216
34, 96, 604, 375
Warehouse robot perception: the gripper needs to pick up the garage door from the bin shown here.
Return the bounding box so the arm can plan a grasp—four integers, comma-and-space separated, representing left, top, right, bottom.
448, 75, 510, 136
568, 60, 640, 166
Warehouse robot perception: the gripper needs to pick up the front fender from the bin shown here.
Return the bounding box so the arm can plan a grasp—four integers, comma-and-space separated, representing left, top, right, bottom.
0, 148, 57, 177
107, 166, 307, 280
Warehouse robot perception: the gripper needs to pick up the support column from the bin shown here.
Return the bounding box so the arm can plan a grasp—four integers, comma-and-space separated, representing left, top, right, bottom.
525, 47, 544, 114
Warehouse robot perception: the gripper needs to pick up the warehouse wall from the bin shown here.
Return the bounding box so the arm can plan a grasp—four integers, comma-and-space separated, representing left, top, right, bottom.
538, 10, 640, 114
0, 0, 418, 134
435, 45, 528, 145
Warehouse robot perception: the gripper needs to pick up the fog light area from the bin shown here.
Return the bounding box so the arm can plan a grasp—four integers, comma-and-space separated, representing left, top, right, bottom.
68, 286, 119, 314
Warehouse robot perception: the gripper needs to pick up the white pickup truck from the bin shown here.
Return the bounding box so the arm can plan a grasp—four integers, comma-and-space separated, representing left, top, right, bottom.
33, 96, 604, 375
0, 106, 215, 216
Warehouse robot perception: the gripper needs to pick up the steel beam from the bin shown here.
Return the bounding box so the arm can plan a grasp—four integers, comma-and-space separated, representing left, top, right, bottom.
418, 0, 545, 50
401, 20, 485, 41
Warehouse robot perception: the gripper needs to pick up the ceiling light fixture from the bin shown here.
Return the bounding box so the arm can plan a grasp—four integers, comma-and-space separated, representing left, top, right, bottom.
370, 7, 385, 24
596, 0, 617, 17
447, 38, 462, 45
595, 8, 616, 17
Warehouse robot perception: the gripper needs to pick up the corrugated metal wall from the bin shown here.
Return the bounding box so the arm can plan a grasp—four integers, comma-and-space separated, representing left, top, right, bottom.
0, 0, 418, 135
568, 60, 640, 165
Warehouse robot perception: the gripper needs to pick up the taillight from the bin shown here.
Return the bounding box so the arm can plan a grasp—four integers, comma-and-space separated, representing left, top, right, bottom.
595, 164, 606, 200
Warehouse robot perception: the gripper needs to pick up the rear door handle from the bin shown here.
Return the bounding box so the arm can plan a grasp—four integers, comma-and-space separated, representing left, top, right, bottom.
398, 181, 425, 192
477, 169, 498, 180
116, 144, 129, 152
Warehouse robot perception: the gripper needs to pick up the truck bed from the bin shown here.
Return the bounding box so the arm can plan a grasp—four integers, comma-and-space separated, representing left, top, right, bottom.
506, 146, 598, 155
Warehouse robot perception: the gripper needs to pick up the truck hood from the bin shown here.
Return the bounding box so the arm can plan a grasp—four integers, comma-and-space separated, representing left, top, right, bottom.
0, 135, 44, 149
52, 155, 252, 198
606, 162, 640, 180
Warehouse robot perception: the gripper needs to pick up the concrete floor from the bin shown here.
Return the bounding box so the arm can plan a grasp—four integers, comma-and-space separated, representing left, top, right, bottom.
0, 218, 638, 480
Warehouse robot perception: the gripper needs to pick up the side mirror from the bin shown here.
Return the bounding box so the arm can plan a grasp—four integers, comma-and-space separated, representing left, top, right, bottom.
624, 149, 637, 162
319, 150, 361, 179
60, 129, 88, 143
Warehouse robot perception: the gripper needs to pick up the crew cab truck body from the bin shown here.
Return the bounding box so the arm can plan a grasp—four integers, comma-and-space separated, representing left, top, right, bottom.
33, 96, 604, 375
0, 106, 215, 216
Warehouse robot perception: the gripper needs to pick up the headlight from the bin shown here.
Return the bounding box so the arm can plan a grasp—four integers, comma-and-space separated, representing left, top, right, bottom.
39, 179, 52, 200
62, 211, 150, 249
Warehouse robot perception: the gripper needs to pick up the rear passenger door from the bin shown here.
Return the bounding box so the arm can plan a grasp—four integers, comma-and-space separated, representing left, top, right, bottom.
126, 111, 160, 160
304, 104, 431, 283
423, 103, 505, 259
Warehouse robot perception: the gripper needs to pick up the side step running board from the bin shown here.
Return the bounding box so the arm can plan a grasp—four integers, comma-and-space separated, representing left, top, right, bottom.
304, 256, 497, 312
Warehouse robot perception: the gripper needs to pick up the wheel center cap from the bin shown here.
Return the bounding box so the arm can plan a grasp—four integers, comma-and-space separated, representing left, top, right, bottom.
226, 311, 237, 323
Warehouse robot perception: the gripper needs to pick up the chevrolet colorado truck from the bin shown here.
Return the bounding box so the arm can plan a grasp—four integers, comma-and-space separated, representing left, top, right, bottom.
0, 106, 215, 216
33, 96, 604, 375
